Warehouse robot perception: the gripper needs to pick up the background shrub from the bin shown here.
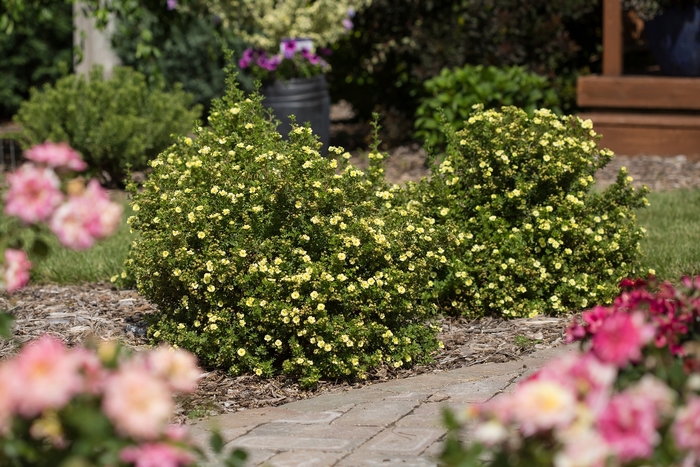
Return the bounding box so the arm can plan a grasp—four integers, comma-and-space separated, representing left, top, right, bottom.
415, 105, 649, 318
13, 66, 201, 185
122, 74, 442, 387
414, 64, 562, 149
111, 2, 252, 116
0, 0, 73, 120
327, 0, 600, 142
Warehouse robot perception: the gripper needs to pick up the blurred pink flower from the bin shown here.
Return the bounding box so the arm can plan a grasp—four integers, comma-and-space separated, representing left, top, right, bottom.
597, 392, 659, 461
554, 428, 609, 467
120, 442, 195, 467
50, 180, 122, 250
4, 248, 32, 293
12, 335, 85, 417
0, 363, 17, 433
146, 346, 201, 393
4, 164, 63, 224
672, 396, 700, 456
627, 374, 676, 416
102, 365, 174, 440
509, 379, 578, 435
24, 142, 87, 171
592, 311, 655, 367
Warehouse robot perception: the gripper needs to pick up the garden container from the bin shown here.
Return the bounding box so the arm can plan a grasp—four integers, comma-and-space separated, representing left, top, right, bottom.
261, 75, 330, 155
646, 5, 700, 76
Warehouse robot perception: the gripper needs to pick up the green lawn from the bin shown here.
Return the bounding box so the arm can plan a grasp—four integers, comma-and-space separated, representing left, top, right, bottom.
1, 203, 135, 285
637, 188, 700, 282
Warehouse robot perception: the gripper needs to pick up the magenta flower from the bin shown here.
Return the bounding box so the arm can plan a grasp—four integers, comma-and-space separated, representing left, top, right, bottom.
24, 141, 87, 171
239, 48, 255, 69
591, 311, 655, 367
4, 164, 64, 224
120, 442, 195, 467
282, 39, 297, 59
596, 392, 660, 461
166, 0, 177, 10
4, 249, 31, 293
12, 335, 86, 417
102, 365, 174, 440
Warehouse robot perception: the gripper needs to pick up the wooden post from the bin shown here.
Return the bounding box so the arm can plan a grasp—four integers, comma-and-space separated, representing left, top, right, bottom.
602, 0, 623, 76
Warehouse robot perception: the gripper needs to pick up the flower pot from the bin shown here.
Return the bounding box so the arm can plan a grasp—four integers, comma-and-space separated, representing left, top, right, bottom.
645, 5, 700, 77
260, 75, 330, 155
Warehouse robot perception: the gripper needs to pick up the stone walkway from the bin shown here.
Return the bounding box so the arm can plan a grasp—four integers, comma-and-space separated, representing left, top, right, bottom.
188, 345, 573, 466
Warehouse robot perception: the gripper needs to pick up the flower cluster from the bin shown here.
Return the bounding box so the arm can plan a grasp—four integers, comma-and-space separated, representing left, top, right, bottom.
441, 276, 700, 467
1, 141, 123, 292
204, 0, 370, 50
416, 105, 649, 318
238, 39, 329, 82
0, 335, 212, 467
119, 73, 442, 387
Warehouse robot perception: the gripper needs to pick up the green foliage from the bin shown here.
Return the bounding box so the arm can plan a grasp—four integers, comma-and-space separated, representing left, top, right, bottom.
327, 0, 601, 133
414, 65, 561, 149
415, 105, 649, 318
0, 0, 72, 119
13, 66, 201, 185
111, 2, 251, 114
121, 74, 442, 388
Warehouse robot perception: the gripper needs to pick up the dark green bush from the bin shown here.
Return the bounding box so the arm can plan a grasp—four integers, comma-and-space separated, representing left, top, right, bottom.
13, 66, 201, 185
0, 0, 73, 120
111, 2, 251, 116
119, 73, 442, 387
414, 64, 562, 149
413, 105, 649, 318
327, 0, 601, 139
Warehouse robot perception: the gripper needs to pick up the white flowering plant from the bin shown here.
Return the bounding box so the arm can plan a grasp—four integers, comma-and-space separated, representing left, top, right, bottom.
203, 0, 371, 51
414, 105, 649, 318
118, 71, 442, 388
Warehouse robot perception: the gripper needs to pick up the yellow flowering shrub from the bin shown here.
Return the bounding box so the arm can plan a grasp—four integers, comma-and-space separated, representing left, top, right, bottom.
415, 105, 649, 318
120, 73, 441, 387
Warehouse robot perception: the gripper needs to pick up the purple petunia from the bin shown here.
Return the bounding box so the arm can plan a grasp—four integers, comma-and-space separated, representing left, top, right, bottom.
282, 40, 297, 59
166, 0, 177, 10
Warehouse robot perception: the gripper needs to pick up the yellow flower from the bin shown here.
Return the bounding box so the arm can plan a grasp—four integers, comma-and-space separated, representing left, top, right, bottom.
198, 231, 206, 239
239, 250, 247, 257
291, 291, 300, 299
237, 348, 246, 356
337, 253, 346, 260
162, 251, 169, 258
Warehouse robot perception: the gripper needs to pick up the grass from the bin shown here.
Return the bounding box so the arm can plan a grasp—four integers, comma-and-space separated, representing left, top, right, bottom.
637, 188, 700, 282
1, 202, 135, 285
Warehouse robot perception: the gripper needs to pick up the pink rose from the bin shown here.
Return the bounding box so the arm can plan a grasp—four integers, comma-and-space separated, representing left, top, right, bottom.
4, 164, 64, 224
24, 141, 87, 171
596, 391, 659, 461
509, 378, 578, 435
591, 311, 655, 367
49, 180, 122, 250
12, 335, 85, 417
4, 248, 32, 293
102, 365, 174, 440
673, 396, 700, 456
120, 442, 195, 467
146, 346, 201, 393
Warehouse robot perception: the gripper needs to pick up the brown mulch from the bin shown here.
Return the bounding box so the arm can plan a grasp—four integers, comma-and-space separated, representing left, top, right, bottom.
0, 282, 567, 424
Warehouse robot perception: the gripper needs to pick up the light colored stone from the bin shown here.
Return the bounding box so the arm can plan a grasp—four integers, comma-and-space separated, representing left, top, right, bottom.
358, 427, 444, 456
333, 400, 419, 427
265, 450, 345, 467
337, 452, 437, 466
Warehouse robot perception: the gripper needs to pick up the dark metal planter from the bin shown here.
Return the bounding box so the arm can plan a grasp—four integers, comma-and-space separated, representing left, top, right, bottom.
260, 75, 330, 155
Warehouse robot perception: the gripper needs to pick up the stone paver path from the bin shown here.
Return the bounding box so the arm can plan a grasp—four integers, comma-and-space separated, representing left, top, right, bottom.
189, 345, 573, 466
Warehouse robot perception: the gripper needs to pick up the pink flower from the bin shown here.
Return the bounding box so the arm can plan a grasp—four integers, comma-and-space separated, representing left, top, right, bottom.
4, 248, 32, 293
0, 363, 18, 433
4, 164, 63, 224
120, 442, 195, 467
50, 180, 122, 250
554, 428, 609, 467
146, 346, 201, 393
627, 374, 676, 416
102, 365, 174, 440
24, 141, 87, 171
582, 305, 612, 334
596, 392, 659, 461
12, 335, 85, 417
591, 311, 655, 367
672, 396, 700, 455
509, 379, 578, 435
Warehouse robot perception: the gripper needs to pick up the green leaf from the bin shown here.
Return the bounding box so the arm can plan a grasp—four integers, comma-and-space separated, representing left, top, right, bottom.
30, 239, 50, 258
209, 431, 225, 453
0, 312, 14, 338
